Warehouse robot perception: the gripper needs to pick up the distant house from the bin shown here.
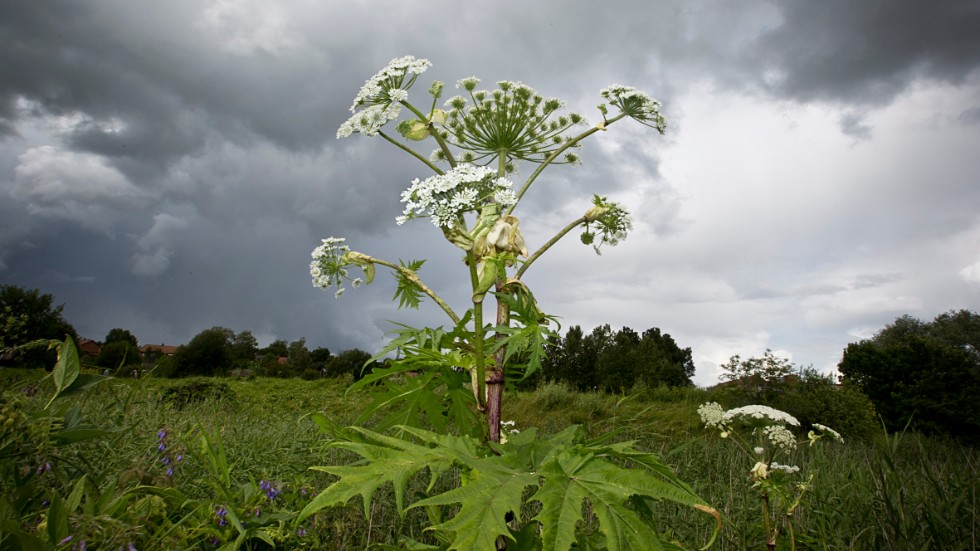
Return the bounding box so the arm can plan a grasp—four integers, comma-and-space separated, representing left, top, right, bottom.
77, 339, 102, 358
140, 344, 178, 357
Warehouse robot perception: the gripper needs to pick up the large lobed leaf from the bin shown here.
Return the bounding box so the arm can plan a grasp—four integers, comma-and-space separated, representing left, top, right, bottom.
300, 424, 719, 551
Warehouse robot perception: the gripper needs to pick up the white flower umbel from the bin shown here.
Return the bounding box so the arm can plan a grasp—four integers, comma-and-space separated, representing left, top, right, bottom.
582, 195, 633, 254
809, 423, 844, 445
349, 55, 431, 112
443, 80, 586, 165
763, 424, 798, 451
337, 104, 402, 138
310, 237, 354, 298
724, 405, 801, 427
770, 462, 801, 475
698, 402, 726, 429
398, 164, 516, 229
599, 84, 667, 133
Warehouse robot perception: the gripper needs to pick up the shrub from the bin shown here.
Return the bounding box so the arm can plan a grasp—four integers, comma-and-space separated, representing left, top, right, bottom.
161, 379, 234, 408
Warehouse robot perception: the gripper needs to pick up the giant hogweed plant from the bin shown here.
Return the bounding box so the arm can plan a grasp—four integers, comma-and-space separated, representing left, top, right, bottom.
303, 56, 719, 549
697, 403, 844, 551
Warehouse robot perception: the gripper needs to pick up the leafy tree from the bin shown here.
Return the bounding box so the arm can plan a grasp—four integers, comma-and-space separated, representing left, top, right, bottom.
261, 339, 288, 359
596, 326, 640, 392
171, 327, 235, 377
0, 285, 78, 369
287, 338, 312, 375
719, 349, 795, 404
104, 328, 138, 348
310, 346, 332, 367
97, 341, 142, 371
325, 349, 374, 381
838, 310, 980, 439
632, 327, 695, 388
230, 330, 258, 363
544, 324, 695, 391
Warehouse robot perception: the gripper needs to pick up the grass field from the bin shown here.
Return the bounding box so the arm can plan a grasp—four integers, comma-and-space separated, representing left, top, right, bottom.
1, 370, 977, 550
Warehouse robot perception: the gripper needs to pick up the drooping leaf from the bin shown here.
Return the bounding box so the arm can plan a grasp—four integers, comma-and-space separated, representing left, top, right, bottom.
46, 336, 80, 408
298, 426, 474, 523
411, 464, 538, 551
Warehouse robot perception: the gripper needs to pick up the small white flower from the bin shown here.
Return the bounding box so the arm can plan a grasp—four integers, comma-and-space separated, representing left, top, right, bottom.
397, 164, 516, 228
753, 447, 765, 456
334, 288, 345, 299
388, 88, 408, 102
352, 278, 362, 289
698, 402, 726, 428
337, 104, 402, 139
770, 462, 800, 475
764, 424, 798, 451
350, 55, 431, 112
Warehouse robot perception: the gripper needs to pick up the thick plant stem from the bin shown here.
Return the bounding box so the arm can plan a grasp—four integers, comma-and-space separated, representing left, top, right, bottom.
487, 280, 509, 444
516, 216, 587, 279
487, 153, 510, 443
468, 251, 487, 411
402, 101, 457, 169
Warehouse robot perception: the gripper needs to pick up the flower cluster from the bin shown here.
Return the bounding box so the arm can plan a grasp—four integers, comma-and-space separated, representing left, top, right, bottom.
338, 56, 431, 139
337, 104, 402, 138
310, 237, 360, 298
581, 195, 633, 254
442, 79, 586, 165
349, 55, 431, 112
599, 85, 667, 133
215, 506, 228, 527
809, 422, 844, 445
763, 423, 797, 451
723, 404, 801, 427
260, 480, 281, 500
397, 164, 516, 229
156, 428, 183, 477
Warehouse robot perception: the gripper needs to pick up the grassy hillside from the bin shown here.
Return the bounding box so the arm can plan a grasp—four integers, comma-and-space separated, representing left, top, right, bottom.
1, 371, 976, 550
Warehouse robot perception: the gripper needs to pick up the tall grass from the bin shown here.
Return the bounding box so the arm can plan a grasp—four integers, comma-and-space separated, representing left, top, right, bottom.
2, 370, 976, 549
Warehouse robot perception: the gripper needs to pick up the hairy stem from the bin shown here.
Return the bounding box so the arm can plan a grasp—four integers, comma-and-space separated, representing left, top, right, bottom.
468, 251, 487, 411
364, 256, 461, 324
516, 216, 588, 279
378, 131, 443, 175
507, 112, 628, 214
487, 152, 511, 443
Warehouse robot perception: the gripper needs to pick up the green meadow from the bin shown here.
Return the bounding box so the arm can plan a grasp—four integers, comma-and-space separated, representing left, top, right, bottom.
1, 370, 976, 550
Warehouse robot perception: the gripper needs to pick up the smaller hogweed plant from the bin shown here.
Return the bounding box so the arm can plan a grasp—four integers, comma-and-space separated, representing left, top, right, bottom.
306, 55, 719, 550
698, 402, 844, 551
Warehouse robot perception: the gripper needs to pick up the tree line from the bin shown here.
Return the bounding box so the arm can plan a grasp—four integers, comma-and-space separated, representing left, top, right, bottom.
534, 324, 696, 390
4, 283, 979, 441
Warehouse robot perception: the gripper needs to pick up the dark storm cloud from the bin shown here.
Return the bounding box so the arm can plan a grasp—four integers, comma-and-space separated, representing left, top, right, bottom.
751, 0, 980, 105
2, 0, 978, 383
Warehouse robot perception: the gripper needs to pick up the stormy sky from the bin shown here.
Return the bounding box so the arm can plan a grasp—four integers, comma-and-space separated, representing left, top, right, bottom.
2, 0, 979, 385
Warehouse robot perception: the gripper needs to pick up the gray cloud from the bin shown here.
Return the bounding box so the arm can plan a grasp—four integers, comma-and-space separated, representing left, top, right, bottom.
749, 0, 980, 106
1, 0, 978, 384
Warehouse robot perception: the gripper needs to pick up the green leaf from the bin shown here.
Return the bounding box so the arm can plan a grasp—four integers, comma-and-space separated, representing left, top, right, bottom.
46, 336, 80, 408
411, 465, 538, 551
530, 433, 719, 551
299, 426, 467, 524
51, 427, 114, 445
393, 259, 427, 309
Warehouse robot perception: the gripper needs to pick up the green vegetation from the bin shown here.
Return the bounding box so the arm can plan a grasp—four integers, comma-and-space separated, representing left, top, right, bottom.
1, 368, 976, 550
839, 310, 980, 441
